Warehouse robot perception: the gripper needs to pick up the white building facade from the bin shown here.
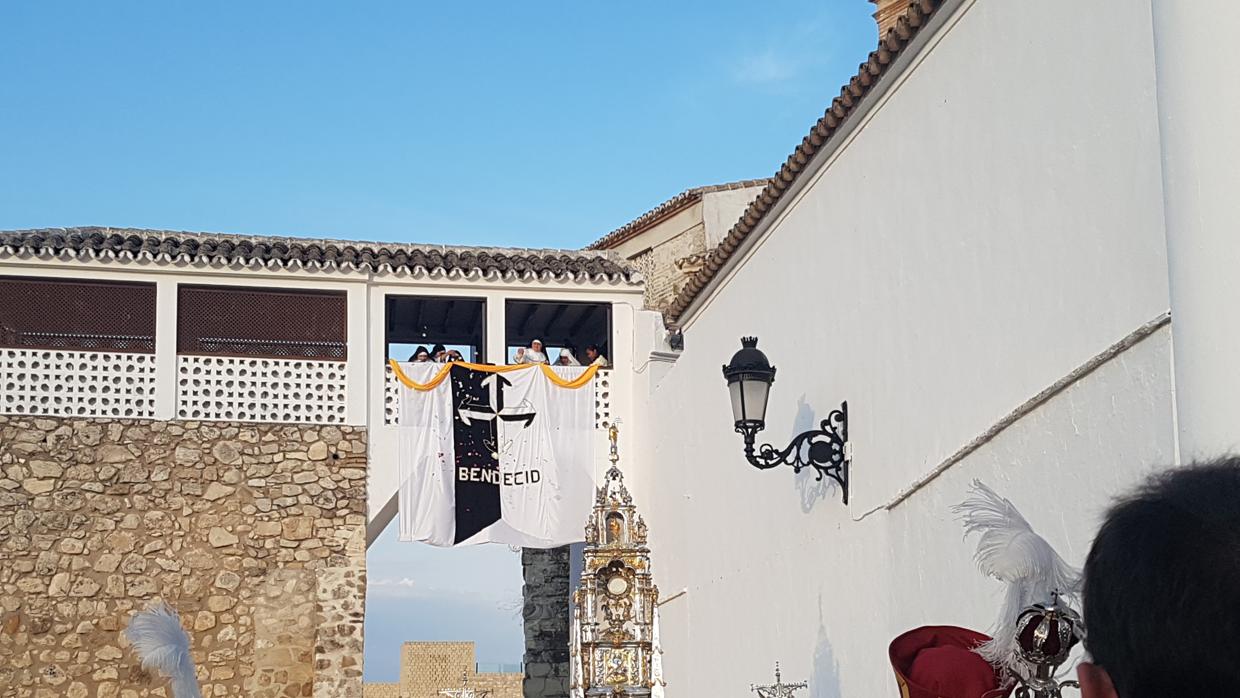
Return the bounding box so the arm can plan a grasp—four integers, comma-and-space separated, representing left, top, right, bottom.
0, 229, 644, 697
4, 0, 1240, 695
0, 230, 644, 538
624, 0, 1240, 696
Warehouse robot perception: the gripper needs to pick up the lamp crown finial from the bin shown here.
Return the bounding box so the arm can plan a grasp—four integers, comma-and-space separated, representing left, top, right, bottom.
741, 336, 759, 348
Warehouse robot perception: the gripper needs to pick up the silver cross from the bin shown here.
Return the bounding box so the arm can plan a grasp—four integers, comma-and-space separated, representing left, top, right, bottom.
750, 663, 807, 698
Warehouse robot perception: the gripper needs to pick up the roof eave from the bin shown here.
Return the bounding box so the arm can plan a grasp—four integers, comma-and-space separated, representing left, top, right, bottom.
585, 179, 771, 251
586, 192, 703, 251
0, 227, 642, 287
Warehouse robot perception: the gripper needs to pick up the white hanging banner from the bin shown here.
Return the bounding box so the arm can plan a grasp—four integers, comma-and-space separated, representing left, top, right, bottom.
393, 361, 597, 547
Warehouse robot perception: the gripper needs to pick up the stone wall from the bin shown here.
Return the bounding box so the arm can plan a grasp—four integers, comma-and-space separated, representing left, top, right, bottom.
365, 641, 521, 698
400, 641, 474, 697
521, 547, 570, 698
363, 683, 400, 698
470, 671, 523, 698
628, 223, 706, 313
0, 416, 367, 697
604, 184, 761, 315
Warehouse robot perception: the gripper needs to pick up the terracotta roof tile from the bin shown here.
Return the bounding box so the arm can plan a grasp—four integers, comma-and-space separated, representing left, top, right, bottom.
585, 179, 770, 251
664, 0, 944, 324
0, 227, 638, 285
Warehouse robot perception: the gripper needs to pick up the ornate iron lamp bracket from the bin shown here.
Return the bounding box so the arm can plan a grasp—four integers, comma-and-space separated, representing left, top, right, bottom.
736, 401, 850, 504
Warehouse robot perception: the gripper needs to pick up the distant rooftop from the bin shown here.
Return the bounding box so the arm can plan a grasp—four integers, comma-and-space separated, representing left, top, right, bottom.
585, 179, 768, 251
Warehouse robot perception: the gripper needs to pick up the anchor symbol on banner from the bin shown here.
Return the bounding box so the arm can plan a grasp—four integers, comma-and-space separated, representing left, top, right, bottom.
457, 373, 536, 428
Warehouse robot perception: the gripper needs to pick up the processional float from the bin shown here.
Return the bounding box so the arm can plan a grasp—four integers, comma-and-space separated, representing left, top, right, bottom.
570, 425, 665, 698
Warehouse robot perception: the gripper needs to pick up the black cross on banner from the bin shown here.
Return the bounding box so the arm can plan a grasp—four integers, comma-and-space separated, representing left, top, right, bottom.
450, 365, 537, 543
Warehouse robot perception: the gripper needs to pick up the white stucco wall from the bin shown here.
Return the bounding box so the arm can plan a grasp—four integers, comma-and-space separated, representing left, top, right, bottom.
701, 186, 764, 249
634, 0, 1178, 695
1153, 0, 1240, 458
680, 0, 1171, 514
643, 327, 1172, 698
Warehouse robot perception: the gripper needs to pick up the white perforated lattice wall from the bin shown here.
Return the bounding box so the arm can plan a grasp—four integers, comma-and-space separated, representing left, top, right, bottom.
0, 349, 156, 418
595, 368, 611, 430
384, 364, 400, 425
177, 355, 346, 424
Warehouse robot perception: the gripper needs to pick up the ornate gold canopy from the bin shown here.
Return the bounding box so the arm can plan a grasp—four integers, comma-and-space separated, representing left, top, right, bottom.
570, 428, 663, 698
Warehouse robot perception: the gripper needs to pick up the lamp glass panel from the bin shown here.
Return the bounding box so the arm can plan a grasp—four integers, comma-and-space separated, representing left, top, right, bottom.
729, 380, 746, 422
741, 378, 771, 422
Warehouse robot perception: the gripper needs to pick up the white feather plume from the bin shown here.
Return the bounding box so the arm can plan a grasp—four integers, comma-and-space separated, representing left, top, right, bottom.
952, 480, 1082, 674
126, 601, 202, 698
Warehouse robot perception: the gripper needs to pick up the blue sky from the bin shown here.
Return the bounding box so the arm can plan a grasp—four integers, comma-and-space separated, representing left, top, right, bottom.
364, 525, 526, 678
1, 1, 877, 682
0, 2, 874, 249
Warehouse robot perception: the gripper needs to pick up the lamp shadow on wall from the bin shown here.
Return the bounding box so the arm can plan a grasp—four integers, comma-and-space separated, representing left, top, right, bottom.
811, 595, 843, 698
792, 395, 836, 513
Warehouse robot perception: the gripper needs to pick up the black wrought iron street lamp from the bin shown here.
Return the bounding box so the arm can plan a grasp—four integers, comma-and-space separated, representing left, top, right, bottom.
722, 337, 850, 504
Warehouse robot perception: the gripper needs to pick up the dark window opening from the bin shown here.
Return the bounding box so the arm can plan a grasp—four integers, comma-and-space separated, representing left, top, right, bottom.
385, 296, 486, 363
0, 276, 156, 352
177, 285, 347, 360
505, 300, 611, 366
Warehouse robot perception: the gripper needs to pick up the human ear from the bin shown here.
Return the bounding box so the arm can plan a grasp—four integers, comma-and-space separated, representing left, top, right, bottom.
1077, 662, 1119, 698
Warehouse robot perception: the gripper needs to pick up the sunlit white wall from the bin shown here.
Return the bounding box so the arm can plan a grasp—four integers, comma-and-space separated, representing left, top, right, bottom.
632, 0, 1179, 694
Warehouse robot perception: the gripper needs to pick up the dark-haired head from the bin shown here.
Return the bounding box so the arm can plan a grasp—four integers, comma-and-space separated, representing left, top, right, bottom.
1079, 459, 1240, 697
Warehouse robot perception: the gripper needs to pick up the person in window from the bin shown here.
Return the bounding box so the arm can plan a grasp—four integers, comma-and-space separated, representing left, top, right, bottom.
556, 347, 581, 366
410, 346, 431, 362
431, 344, 447, 362
445, 349, 464, 362
585, 344, 609, 367
514, 339, 548, 365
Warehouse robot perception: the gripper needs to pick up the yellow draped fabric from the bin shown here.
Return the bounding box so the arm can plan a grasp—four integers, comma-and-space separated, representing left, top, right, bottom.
388, 359, 600, 392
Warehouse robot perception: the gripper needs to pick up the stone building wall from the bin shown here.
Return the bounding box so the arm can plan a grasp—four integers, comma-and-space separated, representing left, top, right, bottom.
595, 183, 762, 315
363, 683, 400, 698
521, 547, 570, 698
0, 415, 367, 698
365, 641, 520, 698
628, 224, 706, 313
400, 641, 473, 697
469, 670, 523, 698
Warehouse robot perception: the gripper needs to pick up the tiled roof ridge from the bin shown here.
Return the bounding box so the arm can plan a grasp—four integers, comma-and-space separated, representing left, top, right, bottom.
585, 179, 770, 251
0, 226, 639, 285
664, 0, 944, 324
2, 226, 618, 258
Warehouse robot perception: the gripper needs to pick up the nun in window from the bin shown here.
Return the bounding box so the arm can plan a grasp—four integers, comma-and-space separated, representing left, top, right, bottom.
514, 339, 549, 365
556, 347, 581, 366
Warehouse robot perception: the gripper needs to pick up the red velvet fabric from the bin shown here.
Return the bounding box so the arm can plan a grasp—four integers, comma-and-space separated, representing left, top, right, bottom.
889, 626, 1014, 698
